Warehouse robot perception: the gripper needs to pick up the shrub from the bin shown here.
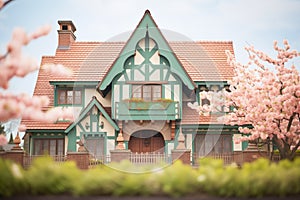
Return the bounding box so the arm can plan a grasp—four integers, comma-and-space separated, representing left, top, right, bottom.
0, 158, 27, 197
24, 156, 79, 195
159, 160, 198, 197
1, 156, 300, 197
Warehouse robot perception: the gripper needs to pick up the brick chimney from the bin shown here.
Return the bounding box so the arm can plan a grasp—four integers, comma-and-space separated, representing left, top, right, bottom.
57, 20, 76, 49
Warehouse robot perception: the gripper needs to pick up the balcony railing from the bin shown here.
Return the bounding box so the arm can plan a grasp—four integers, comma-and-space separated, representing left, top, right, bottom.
115, 100, 180, 120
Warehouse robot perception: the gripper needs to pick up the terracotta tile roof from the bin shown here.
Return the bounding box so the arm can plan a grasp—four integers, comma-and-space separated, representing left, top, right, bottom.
52, 42, 124, 81
170, 41, 234, 81
49, 41, 234, 83
22, 40, 234, 130
181, 103, 226, 125
33, 56, 56, 108
22, 120, 71, 130
21, 56, 72, 130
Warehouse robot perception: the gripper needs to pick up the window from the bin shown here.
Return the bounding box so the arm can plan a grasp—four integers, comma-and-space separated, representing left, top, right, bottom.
34, 138, 64, 156
84, 134, 105, 159
57, 88, 82, 105
131, 85, 161, 101
195, 134, 232, 156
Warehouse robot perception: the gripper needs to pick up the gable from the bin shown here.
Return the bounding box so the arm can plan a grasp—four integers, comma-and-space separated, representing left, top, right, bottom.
65, 96, 119, 133
98, 10, 195, 94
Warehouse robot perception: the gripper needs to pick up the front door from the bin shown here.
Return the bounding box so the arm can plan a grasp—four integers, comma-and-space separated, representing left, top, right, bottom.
128, 130, 164, 153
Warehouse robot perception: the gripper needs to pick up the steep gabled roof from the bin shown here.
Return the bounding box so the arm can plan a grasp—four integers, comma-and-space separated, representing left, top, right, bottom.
22, 10, 235, 130
52, 42, 124, 82
171, 41, 234, 81
98, 10, 196, 93
65, 96, 119, 133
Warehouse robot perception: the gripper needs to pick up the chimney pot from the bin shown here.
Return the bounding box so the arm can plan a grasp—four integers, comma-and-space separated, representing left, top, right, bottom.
57, 20, 76, 49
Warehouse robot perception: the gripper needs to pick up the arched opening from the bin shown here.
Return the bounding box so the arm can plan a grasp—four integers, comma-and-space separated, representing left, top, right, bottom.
128, 130, 164, 153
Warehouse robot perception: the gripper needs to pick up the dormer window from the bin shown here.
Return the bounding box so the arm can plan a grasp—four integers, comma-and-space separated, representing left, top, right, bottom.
57, 88, 82, 105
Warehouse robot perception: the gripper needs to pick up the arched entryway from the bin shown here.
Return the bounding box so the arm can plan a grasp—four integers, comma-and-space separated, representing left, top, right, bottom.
128, 130, 164, 153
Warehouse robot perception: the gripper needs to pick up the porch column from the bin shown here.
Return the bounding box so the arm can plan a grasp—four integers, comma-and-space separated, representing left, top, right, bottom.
171, 127, 191, 165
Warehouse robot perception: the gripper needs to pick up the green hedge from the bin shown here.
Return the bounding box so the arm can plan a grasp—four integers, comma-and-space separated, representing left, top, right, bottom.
1, 157, 300, 197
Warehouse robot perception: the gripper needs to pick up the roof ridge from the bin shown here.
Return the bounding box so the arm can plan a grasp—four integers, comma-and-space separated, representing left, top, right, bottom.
41, 55, 55, 58
196, 40, 233, 44
168, 40, 233, 44
73, 41, 126, 44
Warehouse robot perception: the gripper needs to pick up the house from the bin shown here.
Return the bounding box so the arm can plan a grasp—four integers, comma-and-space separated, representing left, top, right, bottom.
22, 10, 247, 162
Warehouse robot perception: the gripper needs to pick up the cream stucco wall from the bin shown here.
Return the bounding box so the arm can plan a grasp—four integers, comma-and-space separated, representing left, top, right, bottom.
85, 88, 111, 107
185, 134, 193, 151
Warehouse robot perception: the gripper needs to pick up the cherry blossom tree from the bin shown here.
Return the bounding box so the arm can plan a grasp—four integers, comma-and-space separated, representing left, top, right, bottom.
0, 122, 6, 146
0, 0, 74, 145
188, 40, 300, 160
224, 40, 300, 160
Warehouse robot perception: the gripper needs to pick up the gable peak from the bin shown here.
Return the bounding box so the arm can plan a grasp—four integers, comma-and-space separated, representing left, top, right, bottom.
145, 9, 151, 15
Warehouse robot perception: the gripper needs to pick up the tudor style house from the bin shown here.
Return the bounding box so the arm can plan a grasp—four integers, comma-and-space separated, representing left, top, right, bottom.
22, 10, 247, 162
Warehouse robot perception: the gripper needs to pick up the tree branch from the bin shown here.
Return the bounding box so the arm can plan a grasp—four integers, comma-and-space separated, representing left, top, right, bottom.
0, 0, 14, 11
0, 51, 8, 61
287, 112, 296, 132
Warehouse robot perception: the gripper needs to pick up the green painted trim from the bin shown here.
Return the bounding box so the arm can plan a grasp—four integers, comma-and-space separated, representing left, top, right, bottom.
116, 101, 179, 120
31, 134, 65, 139
191, 134, 196, 164
67, 128, 77, 152
174, 127, 180, 149
54, 85, 58, 106
26, 130, 65, 133
242, 141, 248, 150
181, 124, 251, 130
98, 11, 195, 92
124, 141, 128, 149
195, 87, 200, 104
107, 136, 116, 140
78, 123, 85, 132
50, 81, 99, 86
164, 141, 168, 154
65, 97, 119, 133
83, 132, 107, 155
195, 81, 229, 86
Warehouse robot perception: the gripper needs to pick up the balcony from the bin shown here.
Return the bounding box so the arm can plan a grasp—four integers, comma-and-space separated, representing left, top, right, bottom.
115, 99, 180, 120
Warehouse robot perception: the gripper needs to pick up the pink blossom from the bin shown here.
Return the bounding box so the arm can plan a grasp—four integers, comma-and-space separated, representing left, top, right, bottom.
0, 134, 7, 146
29, 25, 51, 41
42, 63, 73, 77
0, 0, 4, 9
224, 40, 300, 159
0, 93, 74, 123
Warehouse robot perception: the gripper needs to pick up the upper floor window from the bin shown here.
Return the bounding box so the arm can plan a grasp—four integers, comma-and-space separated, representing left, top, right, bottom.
57, 88, 82, 105
132, 85, 161, 101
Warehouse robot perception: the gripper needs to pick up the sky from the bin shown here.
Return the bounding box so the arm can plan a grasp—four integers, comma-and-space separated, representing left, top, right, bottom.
1, 0, 300, 135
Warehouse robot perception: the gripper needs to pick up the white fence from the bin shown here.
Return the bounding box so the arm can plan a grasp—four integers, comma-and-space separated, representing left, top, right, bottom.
130, 152, 171, 165
193, 152, 244, 166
